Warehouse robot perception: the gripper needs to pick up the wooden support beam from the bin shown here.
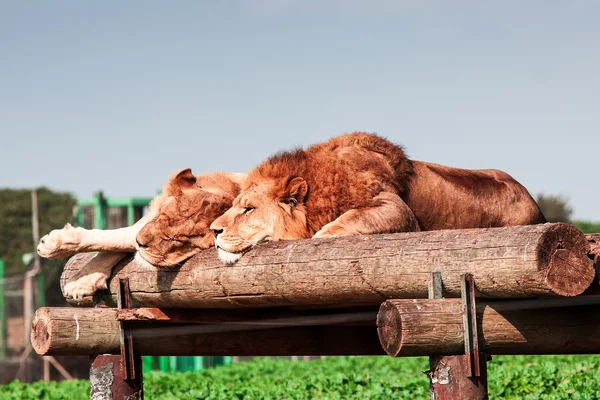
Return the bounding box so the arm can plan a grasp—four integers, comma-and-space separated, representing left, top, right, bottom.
377, 296, 600, 357
90, 354, 142, 400
115, 307, 377, 326
429, 354, 489, 399
61, 224, 595, 308
31, 307, 383, 356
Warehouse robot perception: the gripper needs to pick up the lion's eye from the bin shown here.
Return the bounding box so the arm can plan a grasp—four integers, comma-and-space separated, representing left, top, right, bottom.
283, 198, 298, 208
243, 206, 254, 214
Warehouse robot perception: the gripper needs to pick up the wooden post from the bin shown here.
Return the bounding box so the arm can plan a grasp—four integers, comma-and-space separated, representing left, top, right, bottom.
429, 354, 488, 400
31, 190, 51, 380
61, 224, 595, 308
22, 271, 33, 382
90, 354, 142, 400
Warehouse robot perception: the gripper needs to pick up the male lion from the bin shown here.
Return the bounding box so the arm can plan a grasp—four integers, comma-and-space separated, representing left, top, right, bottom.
210, 132, 546, 264
37, 169, 245, 299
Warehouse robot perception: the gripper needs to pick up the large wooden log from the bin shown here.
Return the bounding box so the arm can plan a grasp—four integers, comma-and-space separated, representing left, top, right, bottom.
31, 307, 384, 356
377, 296, 600, 357
61, 223, 594, 308
588, 233, 600, 272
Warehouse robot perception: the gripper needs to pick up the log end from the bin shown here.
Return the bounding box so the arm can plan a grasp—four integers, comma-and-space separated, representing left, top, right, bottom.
31, 307, 53, 356
537, 223, 595, 297
376, 301, 403, 357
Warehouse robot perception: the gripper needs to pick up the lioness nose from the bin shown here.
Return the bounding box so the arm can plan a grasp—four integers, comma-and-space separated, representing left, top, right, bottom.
211, 228, 223, 237
136, 231, 150, 248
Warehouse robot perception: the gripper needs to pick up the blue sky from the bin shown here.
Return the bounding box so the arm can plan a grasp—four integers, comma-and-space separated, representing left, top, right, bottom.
1, 1, 599, 220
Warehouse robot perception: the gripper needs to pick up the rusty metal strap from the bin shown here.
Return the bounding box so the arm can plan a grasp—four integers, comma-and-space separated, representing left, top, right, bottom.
460, 273, 480, 377
117, 278, 136, 382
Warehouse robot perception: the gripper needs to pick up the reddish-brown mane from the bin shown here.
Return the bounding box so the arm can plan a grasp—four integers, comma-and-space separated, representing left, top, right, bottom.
244, 133, 413, 236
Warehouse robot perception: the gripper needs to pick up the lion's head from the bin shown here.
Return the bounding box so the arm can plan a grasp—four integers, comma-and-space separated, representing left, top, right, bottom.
136, 169, 240, 268
209, 176, 310, 265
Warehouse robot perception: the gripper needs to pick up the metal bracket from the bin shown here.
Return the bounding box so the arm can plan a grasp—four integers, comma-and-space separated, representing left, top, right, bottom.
117, 278, 136, 381
460, 273, 480, 377
428, 271, 443, 300
429, 272, 483, 377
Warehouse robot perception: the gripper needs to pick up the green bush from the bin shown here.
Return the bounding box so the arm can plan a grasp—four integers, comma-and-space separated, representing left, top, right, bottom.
2, 355, 600, 399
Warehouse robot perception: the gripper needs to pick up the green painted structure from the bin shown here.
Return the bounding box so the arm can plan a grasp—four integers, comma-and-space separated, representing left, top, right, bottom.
76, 191, 154, 229
0, 259, 6, 359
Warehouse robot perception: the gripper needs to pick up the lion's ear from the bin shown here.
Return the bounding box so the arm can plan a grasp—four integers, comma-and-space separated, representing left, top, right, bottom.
166, 168, 197, 195
282, 177, 308, 207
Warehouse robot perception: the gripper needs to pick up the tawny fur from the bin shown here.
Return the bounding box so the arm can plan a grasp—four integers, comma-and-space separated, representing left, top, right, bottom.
39, 132, 546, 294
37, 169, 245, 299
210, 132, 546, 263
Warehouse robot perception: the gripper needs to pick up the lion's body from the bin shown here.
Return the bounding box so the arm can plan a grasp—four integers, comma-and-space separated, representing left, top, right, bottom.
405, 161, 547, 230
211, 132, 546, 263
38, 169, 245, 299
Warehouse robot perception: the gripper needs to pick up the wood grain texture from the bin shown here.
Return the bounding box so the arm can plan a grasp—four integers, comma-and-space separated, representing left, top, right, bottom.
61, 223, 594, 308
378, 296, 600, 357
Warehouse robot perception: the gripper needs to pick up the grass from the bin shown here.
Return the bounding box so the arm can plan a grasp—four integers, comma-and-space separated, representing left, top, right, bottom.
2, 355, 600, 399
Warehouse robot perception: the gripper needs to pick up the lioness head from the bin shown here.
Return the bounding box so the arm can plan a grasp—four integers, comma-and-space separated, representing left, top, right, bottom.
210, 177, 310, 264
136, 169, 238, 268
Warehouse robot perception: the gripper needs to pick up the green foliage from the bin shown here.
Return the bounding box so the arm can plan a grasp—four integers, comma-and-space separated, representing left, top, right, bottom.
573, 220, 600, 234
489, 355, 600, 400
0, 188, 75, 276
0, 379, 89, 400
536, 194, 573, 223
3, 355, 600, 399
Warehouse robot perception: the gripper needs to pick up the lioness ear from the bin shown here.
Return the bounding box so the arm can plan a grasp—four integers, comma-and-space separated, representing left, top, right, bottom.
282, 177, 308, 207
166, 168, 197, 195
172, 168, 197, 188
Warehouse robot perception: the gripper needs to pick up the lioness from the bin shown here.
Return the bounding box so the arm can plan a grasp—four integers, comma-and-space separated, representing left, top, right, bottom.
210, 132, 546, 264
37, 169, 246, 299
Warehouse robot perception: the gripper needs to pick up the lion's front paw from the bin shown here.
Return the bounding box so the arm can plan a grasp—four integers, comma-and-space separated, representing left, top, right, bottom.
37, 224, 83, 259
312, 229, 339, 239
63, 272, 108, 300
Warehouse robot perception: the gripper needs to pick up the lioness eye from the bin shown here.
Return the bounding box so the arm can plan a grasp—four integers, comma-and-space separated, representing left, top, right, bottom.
243, 206, 254, 214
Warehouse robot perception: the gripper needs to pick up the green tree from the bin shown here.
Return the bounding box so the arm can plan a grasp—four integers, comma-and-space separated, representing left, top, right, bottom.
0, 187, 75, 276
536, 194, 573, 223
573, 220, 600, 234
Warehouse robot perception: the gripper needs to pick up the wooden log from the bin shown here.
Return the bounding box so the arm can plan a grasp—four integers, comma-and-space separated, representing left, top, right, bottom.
32, 307, 384, 356
588, 233, 600, 272
582, 233, 600, 294
61, 223, 595, 308
377, 296, 600, 357
589, 233, 600, 262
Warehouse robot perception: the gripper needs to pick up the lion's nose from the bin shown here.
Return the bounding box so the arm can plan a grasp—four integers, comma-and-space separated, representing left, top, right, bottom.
210, 219, 224, 237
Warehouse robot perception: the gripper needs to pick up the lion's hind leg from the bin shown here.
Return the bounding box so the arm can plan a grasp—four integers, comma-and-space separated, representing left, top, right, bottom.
312, 192, 420, 239
40, 213, 155, 300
